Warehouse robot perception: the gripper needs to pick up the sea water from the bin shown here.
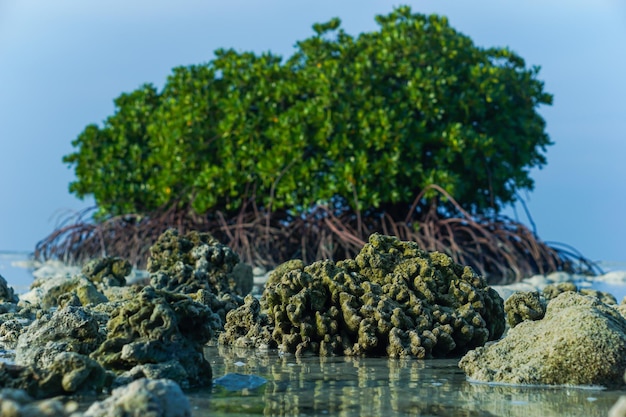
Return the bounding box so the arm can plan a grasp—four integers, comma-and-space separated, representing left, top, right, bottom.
194, 345, 622, 417
0, 251, 35, 293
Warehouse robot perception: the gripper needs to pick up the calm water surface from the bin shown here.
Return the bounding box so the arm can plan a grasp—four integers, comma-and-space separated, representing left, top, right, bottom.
194, 345, 622, 417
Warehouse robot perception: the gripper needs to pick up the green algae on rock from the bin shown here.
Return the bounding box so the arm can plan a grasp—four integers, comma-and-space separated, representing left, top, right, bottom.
82, 257, 131, 289
20, 274, 108, 310
147, 228, 252, 296
90, 286, 219, 388
0, 352, 109, 399
504, 291, 546, 328
221, 233, 505, 357
459, 291, 626, 387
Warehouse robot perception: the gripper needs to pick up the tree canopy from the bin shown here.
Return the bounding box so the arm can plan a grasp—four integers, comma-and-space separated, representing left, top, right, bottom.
64, 6, 553, 220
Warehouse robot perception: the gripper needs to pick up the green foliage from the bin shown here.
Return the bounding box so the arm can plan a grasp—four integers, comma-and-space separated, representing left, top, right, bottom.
64, 6, 552, 219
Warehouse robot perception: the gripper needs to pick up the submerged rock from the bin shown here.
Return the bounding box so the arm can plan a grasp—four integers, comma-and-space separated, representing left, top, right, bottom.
90, 286, 218, 388
147, 228, 252, 297
221, 233, 505, 358
459, 291, 626, 387
82, 378, 191, 417
213, 372, 267, 391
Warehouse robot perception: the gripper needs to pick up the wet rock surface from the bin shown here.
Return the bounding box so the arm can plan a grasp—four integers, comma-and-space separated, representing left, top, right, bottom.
221, 233, 505, 357
459, 291, 626, 387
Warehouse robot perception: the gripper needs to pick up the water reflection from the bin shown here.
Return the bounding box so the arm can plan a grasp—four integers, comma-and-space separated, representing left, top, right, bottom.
196, 345, 621, 417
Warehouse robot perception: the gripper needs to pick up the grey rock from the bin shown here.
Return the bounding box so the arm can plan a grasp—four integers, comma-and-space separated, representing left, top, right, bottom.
459, 291, 626, 387
19, 275, 107, 310
0, 388, 78, 417
15, 305, 105, 368
82, 378, 191, 417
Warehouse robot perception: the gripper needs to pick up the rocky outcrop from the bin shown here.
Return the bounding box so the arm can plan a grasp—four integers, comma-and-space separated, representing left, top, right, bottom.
220, 233, 505, 357
504, 290, 546, 328
459, 291, 626, 387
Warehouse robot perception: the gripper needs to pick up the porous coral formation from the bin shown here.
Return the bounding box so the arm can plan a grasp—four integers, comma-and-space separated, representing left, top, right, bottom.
15, 305, 106, 368
459, 291, 626, 387
504, 291, 546, 328
221, 233, 505, 357
147, 228, 252, 296
82, 256, 131, 289
90, 286, 220, 388
21, 274, 107, 310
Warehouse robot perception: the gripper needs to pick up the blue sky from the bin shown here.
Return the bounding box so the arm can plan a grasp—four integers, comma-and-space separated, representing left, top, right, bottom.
1, 1, 625, 268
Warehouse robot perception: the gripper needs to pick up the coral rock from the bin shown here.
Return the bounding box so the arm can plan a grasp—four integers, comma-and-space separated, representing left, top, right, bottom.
15, 305, 105, 368
0, 274, 18, 304
148, 229, 251, 297
222, 233, 505, 357
82, 378, 191, 417
459, 291, 626, 387
90, 286, 218, 388
82, 257, 131, 289
504, 291, 546, 328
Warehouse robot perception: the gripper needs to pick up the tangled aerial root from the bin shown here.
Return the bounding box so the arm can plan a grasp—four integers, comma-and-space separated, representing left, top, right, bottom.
34, 187, 600, 284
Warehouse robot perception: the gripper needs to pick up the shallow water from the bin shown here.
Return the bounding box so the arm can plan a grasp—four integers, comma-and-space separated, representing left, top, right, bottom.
192, 345, 622, 417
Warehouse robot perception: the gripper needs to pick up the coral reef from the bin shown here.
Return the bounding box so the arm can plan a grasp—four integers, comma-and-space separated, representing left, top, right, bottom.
90, 286, 219, 388
221, 233, 505, 357
81, 256, 131, 289
459, 291, 626, 387
20, 275, 107, 310
147, 228, 252, 296
504, 291, 546, 328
